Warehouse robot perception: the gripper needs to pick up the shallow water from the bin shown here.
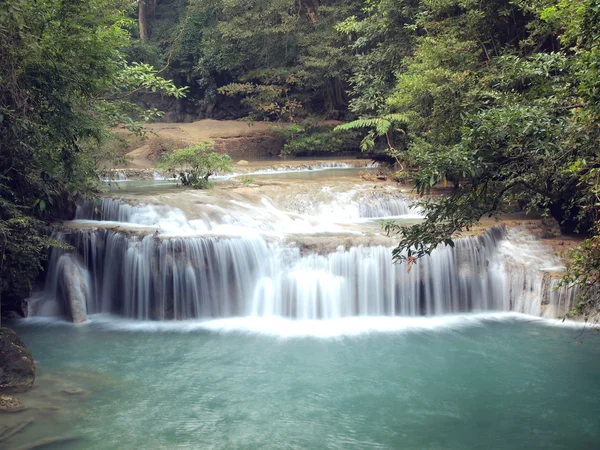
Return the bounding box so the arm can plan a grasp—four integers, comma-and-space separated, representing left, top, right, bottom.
7, 314, 600, 450
102, 167, 378, 194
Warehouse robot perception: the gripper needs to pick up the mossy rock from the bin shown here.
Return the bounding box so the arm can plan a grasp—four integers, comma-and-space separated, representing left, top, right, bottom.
0, 328, 35, 393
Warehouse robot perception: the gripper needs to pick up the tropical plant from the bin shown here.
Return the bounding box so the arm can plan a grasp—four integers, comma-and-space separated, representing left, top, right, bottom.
157, 142, 233, 188
334, 113, 409, 163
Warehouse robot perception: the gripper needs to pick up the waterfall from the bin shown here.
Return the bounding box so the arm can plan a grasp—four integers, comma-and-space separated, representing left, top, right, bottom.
29, 225, 575, 321
283, 190, 422, 221
356, 191, 421, 218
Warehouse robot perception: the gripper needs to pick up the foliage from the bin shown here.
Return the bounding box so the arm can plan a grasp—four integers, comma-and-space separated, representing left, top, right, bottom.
272, 124, 360, 156
157, 142, 233, 188
138, 0, 363, 120
338, 0, 600, 315
0, 0, 185, 315
559, 232, 600, 321
238, 176, 256, 186
336, 0, 419, 116
335, 113, 409, 161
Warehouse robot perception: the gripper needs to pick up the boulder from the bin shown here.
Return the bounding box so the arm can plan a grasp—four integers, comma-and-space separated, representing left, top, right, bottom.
0, 328, 35, 393
0, 394, 24, 412
237, 160, 249, 166
57, 255, 89, 323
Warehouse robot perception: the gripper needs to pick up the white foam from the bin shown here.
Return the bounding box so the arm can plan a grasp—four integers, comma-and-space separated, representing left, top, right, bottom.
19, 313, 592, 338
227, 162, 364, 178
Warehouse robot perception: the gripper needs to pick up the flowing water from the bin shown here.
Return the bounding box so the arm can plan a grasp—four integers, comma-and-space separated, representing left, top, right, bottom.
28, 185, 570, 321
6, 316, 600, 450
7, 167, 595, 449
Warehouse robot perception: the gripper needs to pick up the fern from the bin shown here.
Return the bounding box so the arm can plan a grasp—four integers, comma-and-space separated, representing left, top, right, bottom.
334, 113, 409, 133
382, 113, 410, 123
335, 113, 409, 157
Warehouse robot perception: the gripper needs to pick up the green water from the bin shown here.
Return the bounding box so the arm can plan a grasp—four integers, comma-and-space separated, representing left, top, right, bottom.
5, 314, 600, 450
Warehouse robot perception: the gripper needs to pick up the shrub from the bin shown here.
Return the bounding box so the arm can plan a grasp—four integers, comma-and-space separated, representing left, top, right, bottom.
157, 142, 233, 189
271, 124, 360, 156
239, 176, 256, 185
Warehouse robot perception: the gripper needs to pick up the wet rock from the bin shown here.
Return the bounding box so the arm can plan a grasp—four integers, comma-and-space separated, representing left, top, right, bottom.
237, 159, 249, 166
10, 435, 82, 450
0, 418, 34, 444
58, 255, 89, 323
0, 394, 24, 412
61, 388, 87, 396
42, 406, 61, 412
0, 328, 35, 393
541, 218, 561, 239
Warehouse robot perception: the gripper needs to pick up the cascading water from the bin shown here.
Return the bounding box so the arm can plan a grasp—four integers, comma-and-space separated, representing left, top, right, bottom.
288, 189, 422, 220
14, 179, 596, 450
29, 194, 574, 321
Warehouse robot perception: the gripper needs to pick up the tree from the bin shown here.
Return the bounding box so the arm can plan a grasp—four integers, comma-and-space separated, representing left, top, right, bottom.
336, 0, 419, 117
139, 0, 149, 42
136, 0, 363, 121
0, 0, 186, 318
314, 0, 600, 315
157, 142, 233, 188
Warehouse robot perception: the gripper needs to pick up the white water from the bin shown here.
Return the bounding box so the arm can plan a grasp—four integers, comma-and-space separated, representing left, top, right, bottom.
30, 194, 574, 322
21, 312, 589, 338
72, 190, 420, 237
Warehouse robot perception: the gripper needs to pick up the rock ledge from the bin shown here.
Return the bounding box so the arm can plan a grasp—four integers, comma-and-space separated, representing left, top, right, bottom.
0, 327, 35, 393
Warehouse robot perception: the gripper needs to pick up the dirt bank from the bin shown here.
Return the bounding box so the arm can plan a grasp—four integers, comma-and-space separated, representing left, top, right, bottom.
115, 119, 345, 168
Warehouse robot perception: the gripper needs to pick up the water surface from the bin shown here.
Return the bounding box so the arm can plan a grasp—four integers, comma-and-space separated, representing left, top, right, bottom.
7, 315, 600, 450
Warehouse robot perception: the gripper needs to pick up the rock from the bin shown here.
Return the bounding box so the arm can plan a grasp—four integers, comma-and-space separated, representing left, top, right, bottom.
237, 159, 249, 166
10, 435, 82, 450
0, 418, 34, 443
0, 394, 24, 412
57, 255, 89, 323
0, 328, 35, 393
42, 406, 61, 412
61, 388, 86, 396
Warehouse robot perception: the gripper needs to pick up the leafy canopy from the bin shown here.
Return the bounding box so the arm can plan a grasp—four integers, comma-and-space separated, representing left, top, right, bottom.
0, 0, 186, 313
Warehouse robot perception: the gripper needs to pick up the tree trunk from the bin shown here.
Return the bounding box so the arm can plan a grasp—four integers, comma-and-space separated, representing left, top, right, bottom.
139, 0, 148, 42
148, 0, 157, 17
305, 0, 319, 23
307, 6, 319, 23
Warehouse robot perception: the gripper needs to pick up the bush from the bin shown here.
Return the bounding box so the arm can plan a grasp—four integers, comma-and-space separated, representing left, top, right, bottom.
239, 176, 256, 185
157, 142, 233, 189
271, 124, 361, 156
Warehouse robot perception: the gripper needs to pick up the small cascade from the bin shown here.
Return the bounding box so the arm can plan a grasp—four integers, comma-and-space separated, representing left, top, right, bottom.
74, 198, 200, 232
540, 275, 579, 318
29, 225, 575, 321
72, 194, 420, 237
283, 189, 421, 221
75, 198, 138, 222
101, 170, 128, 182
355, 191, 421, 218
236, 161, 377, 177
